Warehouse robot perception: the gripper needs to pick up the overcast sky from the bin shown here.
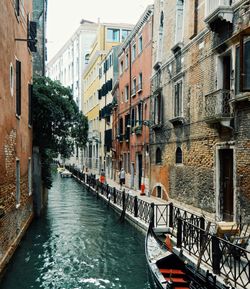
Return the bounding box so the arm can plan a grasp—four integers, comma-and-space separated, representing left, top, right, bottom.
47, 0, 153, 61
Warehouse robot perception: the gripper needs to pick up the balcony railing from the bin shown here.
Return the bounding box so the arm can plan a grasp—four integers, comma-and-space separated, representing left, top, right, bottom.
204, 89, 232, 124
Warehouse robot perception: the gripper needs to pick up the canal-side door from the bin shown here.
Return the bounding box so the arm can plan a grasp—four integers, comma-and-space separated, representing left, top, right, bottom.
219, 149, 234, 221
138, 154, 142, 190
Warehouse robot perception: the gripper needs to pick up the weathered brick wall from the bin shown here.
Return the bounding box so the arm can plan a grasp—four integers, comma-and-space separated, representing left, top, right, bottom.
150, 0, 250, 222
0, 0, 33, 273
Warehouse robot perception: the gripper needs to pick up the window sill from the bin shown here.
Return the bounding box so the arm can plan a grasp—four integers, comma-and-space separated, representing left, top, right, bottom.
231, 92, 250, 103
16, 114, 21, 120
16, 204, 20, 209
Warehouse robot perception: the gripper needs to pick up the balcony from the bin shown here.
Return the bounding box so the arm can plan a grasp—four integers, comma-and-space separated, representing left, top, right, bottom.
204, 89, 233, 127
205, 0, 234, 31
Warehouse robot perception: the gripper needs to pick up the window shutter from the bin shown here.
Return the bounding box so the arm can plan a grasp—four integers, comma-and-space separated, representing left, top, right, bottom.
16, 60, 21, 116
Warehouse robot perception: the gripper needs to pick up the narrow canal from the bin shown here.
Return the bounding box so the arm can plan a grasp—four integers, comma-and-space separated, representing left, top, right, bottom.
0, 174, 154, 289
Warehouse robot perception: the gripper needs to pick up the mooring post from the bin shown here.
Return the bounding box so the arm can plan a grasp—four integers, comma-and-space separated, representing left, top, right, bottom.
134, 196, 138, 218
113, 187, 116, 204
177, 218, 182, 248
169, 202, 173, 228
212, 235, 221, 275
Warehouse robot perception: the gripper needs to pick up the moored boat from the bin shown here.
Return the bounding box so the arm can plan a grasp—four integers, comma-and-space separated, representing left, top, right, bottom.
145, 224, 225, 289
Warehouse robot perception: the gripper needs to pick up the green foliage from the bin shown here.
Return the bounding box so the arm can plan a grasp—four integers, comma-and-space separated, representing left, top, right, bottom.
32, 76, 88, 188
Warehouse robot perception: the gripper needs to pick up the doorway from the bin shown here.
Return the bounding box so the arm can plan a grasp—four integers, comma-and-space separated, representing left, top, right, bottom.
219, 149, 234, 221
138, 154, 142, 190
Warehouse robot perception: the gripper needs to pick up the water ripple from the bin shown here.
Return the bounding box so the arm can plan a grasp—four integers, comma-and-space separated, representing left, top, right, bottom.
0, 174, 153, 289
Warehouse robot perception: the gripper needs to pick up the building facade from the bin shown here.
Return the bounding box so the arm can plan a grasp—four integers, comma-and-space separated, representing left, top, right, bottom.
82, 22, 133, 175
32, 0, 47, 76
98, 46, 120, 179
150, 0, 250, 222
113, 6, 153, 192
47, 20, 98, 110
0, 0, 34, 272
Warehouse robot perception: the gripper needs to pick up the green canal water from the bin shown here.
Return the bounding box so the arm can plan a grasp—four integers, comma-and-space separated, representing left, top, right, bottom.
0, 174, 154, 289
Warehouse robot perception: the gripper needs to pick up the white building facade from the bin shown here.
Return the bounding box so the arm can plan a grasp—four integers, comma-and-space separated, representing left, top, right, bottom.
46, 20, 98, 110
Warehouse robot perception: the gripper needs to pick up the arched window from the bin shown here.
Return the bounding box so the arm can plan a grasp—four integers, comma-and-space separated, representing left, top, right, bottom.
85, 54, 90, 64
156, 147, 162, 164
176, 147, 182, 164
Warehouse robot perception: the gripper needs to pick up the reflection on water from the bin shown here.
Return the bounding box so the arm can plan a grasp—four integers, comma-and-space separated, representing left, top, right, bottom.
0, 174, 154, 289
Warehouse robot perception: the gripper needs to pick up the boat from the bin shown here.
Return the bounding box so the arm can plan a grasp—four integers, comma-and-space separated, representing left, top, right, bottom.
145, 223, 224, 289
60, 169, 72, 178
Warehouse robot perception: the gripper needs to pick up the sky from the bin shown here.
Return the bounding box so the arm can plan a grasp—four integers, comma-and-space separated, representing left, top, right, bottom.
47, 0, 153, 61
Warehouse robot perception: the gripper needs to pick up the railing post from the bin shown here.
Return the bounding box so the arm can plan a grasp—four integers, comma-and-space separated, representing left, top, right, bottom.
106, 185, 109, 198
200, 216, 205, 248
212, 235, 221, 275
122, 190, 126, 212
177, 218, 182, 248
113, 187, 116, 204
150, 203, 155, 227
134, 196, 138, 218
169, 202, 174, 228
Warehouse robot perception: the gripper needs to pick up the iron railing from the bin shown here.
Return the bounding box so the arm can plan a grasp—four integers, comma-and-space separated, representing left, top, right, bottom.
66, 166, 250, 289
204, 89, 232, 121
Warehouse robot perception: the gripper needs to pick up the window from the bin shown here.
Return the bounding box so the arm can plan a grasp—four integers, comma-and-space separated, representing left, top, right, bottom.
16, 159, 20, 206
119, 117, 123, 135
156, 148, 162, 164
125, 85, 129, 101
176, 147, 183, 164
174, 80, 183, 117
15, 0, 20, 16
28, 84, 32, 126
109, 54, 113, 66
175, 51, 182, 73
132, 78, 136, 96
120, 60, 124, 74
138, 73, 143, 91
132, 43, 136, 61
107, 28, 120, 42
85, 54, 90, 64
236, 36, 250, 92
154, 93, 162, 124
138, 102, 142, 123
10, 63, 14, 96
16, 60, 21, 116
175, 0, 184, 44
138, 35, 143, 53
99, 67, 102, 78
131, 108, 136, 128
124, 54, 128, 70
122, 29, 130, 41
28, 158, 32, 195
